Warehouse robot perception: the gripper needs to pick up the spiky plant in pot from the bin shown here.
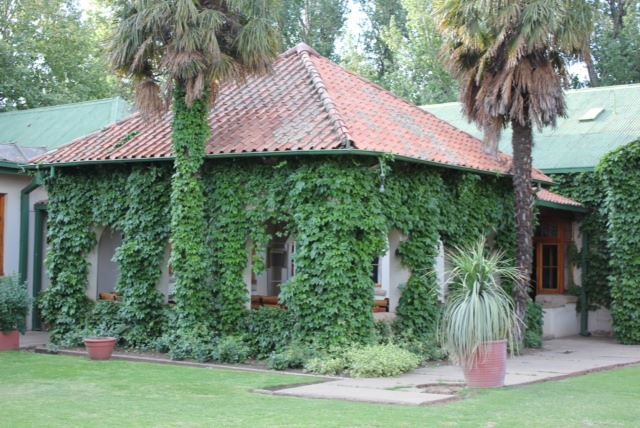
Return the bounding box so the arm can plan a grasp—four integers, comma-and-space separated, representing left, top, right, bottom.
441, 239, 523, 388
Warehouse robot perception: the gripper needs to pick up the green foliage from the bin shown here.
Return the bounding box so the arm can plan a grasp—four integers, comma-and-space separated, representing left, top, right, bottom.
116, 167, 171, 347
524, 301, 544, 349
303, 355, 347, 375
551, 172, 611, 309
592, 3, 640, 86
212, 336, 251, 364
39, 166, 170, 345
0, 276, 31, 333
0, 0, 122, 111
598, 139, 640, 344
42, 156, 516, 352
267, 344, 316, 370
169, 85, 212, 344
440, 240, 520, 366
304, 343, 420, 377
245, 308, 294, 359
278, 0, 348, 59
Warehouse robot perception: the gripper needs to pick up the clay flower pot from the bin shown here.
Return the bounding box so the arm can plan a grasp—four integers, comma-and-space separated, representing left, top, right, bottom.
84, 337, 117, 360
462, 340, 507, 388
0, 330, 19, 351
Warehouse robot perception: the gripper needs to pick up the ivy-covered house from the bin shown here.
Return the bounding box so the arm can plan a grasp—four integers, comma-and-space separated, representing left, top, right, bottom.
0, 98, 130, 331
425, 84, 640, 342
29, 44, 580, 348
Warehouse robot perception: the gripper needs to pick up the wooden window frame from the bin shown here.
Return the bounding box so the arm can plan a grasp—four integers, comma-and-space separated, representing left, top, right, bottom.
535, 215, 571, 295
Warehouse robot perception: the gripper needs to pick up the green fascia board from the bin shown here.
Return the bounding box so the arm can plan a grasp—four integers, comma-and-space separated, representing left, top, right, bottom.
25, 149, 551, 184
423, 84, 640, 171
0, 97, 131, 150
535, 200, 588, 214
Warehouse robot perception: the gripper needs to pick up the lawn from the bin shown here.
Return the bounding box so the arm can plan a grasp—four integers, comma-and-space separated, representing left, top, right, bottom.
1, 352, 639, 427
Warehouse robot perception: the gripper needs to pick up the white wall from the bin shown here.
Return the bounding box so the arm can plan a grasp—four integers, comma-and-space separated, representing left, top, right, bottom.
0, 174, 32, 277
536, 294, 613, 339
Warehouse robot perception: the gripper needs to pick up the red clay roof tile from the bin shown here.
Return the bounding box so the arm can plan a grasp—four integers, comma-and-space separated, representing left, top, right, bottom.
33, 43, 550, 183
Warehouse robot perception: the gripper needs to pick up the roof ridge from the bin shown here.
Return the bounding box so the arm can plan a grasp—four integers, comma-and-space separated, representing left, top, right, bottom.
297, 50, 353, 149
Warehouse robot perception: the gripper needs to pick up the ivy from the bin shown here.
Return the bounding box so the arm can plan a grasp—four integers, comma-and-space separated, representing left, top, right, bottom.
551, 172, 611, 309
39, 166, 170, 345
115, 167, 171, 347
169, 83, 212, 340
598, 139, 640, 344
40, 156, 517, 351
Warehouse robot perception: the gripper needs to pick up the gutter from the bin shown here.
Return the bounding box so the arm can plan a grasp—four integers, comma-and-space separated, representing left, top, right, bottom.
19, 176, 42, 284
535, 200, 588, 214
23, 149, 553, 185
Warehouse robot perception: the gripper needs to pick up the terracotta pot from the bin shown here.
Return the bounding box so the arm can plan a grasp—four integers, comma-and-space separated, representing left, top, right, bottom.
0, 330, 19, 351
462, 339, 507, 388
84, 337, 117, 360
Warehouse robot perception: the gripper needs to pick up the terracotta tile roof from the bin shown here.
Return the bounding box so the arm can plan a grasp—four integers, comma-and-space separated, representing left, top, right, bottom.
33, 43, 550, 182
536, 188, 583, 208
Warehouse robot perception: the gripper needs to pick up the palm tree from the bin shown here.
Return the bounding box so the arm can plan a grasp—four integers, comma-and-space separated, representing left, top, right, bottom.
435, 0, 593, 337
109, 0, 280, 336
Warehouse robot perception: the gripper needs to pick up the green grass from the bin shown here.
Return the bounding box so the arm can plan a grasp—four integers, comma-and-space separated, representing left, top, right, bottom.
1, 352, 639, 427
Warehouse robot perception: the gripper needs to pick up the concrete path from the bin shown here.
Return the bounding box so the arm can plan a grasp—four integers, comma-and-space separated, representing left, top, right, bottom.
272, 337, 640, 406
20, 331, 49, 349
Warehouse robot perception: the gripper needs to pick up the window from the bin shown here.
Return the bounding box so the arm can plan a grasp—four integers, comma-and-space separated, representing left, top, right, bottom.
534, 215, 572, 295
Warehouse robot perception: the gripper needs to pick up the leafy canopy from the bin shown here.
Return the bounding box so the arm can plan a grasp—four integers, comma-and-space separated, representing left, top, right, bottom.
435, 0, 593, 151
109, 0, 281, 111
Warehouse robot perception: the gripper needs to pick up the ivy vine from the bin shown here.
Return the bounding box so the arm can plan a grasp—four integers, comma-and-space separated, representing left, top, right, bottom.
40, 156, 518, 351
598, 139, 640, 344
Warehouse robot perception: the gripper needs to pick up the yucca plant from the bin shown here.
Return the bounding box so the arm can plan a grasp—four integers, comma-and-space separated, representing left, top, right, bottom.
440, 239, 522, 367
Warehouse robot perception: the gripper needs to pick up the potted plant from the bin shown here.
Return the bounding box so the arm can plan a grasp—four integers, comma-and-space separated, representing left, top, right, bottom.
0, 276, 31, 351
440, 239, 521, 388
84, 336, 117, 360
83, 312, 120, 360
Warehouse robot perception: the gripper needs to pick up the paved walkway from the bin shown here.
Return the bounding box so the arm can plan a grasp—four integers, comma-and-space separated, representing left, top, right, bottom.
20, 331, 50, 349
273, 337, 640, 406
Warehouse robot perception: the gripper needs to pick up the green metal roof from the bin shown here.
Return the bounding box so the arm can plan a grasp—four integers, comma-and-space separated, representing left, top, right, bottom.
0, 97, 131, 151
423, 84, 640, 172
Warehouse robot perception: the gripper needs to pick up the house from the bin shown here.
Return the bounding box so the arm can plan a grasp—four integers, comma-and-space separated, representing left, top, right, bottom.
424, 84, 640, 339
29, 44, 582, 344
0, 97, 131, 329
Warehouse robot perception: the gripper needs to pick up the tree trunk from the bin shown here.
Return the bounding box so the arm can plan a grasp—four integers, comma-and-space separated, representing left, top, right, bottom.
585, 45, 599, 87
511, 119, 534, 343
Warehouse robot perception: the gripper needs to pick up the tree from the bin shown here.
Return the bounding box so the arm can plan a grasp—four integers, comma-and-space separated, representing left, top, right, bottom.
343, 0, 456, 105
436, 0, 593, 337
0, 0, 121, 111
109, 0, 280, 340
278, 0, 348, 59
379, 0, 457, 104
357, 0, 407, 81
592, 0, 640, 85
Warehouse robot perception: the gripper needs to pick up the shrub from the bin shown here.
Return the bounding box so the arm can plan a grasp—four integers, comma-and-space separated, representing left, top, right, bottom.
212, 336, 250, 364
267, 344, 316, 370
394, 331, 446, 363
303, 355, 347, 376
85, 301, 126, 339
524, 300, 544, 348
245, 307, 293, 359
0, 276, 31, 333
345, 344, 421, 377
167, 327, 216, 362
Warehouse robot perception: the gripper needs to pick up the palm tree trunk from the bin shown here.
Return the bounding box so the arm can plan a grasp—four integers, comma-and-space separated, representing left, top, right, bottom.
511, 119, 534, 342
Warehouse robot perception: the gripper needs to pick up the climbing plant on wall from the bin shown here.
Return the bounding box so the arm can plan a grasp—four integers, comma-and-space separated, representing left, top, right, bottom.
169, 86, 212, 342
551, 172, 611, 309
598, 139, 640, 344
40, 156, 518, 351
39, 166, 171, 345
